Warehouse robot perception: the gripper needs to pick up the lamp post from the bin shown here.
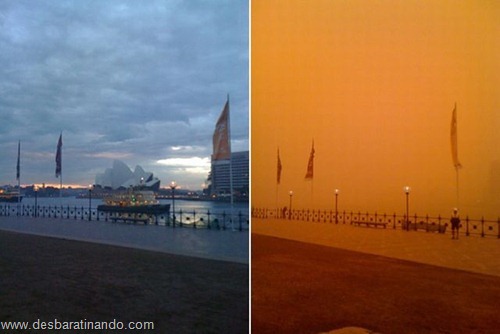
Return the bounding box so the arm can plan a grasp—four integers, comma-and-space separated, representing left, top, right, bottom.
170, 181, 177, 225
335, 189, 339, 224
88, 184, 93, 221
404, 186, 411, 231
34, 185, 38, 218
289, 191, 293, 220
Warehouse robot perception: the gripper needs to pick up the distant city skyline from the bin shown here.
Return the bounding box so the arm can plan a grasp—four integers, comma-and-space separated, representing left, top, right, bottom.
1, 0, 249, 190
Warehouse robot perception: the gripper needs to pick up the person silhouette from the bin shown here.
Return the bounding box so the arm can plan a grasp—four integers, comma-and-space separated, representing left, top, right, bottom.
450, 208, 461, 239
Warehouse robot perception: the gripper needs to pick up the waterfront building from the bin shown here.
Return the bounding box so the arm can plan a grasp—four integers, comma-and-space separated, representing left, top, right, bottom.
208, 151, 249, 200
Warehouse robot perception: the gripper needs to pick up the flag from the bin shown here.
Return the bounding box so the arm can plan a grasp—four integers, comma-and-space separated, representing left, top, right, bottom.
277, 148, 282, 184
212, 99, 231, 160
305, 141, 315, 179
16, 140, 20, 180
55, 133, 62, 177
450, 104, 462, 169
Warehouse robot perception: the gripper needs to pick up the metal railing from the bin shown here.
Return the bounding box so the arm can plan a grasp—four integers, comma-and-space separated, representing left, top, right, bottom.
0, 204, 249, 231
251, 207, 500, 238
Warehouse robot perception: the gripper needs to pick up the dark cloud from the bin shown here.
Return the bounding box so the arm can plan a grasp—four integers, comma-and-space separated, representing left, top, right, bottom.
0, 0, 248, 189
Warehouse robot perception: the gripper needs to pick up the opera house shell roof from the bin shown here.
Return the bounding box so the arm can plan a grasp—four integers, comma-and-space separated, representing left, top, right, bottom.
95, 160, 160, 190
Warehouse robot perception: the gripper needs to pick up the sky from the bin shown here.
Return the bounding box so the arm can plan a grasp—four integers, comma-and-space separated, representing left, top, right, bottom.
252, 0, 499, 220
0, 0, 248, 190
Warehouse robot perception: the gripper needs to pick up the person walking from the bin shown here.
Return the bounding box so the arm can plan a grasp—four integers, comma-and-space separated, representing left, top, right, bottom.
450, 208, 461, 239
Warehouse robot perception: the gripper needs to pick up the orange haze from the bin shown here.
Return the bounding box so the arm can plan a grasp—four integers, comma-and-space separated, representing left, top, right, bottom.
252, 0, 499, 220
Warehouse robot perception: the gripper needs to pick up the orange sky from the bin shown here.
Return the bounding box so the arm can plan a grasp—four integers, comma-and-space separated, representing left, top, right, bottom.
251, 0, 499, 219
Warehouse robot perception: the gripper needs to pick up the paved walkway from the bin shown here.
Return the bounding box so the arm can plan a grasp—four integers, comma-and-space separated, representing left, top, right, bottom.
252, 218, 500, 277
0, 216, 248, 264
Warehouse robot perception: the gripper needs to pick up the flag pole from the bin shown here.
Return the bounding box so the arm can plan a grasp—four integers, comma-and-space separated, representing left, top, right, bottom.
306, 139, 315, 208
16, 140, 21, 214
276, 184, 279, 217
451, 103, 461, 211
56, 132, 63, 198
60, 138, 62, 199
227, 94, 235, 231
455, 166, 460, 210
276, 147, 281, 217
311, 179, 314, 209
17, 140, 21, 204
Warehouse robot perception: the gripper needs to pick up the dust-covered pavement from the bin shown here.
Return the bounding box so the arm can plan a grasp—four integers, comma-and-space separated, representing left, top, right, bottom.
252, 218, 500, 334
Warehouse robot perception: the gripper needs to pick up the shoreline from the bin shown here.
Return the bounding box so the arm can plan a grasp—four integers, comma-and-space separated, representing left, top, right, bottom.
0, 216, 249, 264
252, 218, 500, 277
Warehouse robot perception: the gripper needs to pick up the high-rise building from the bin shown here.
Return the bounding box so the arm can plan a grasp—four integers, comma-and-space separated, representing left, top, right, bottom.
208, 151, 249, 200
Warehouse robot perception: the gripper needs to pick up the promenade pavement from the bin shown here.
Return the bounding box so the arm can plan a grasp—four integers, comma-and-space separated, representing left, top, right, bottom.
0, 216, 248, 264
252, 218, 500, 277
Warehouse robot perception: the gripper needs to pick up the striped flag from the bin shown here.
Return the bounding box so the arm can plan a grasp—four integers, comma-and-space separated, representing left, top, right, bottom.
450, 104, 462, 169
305, 141, 315, 179
16, 140, 20, 180
277, 148, 282, 184
55, 133, 62, 177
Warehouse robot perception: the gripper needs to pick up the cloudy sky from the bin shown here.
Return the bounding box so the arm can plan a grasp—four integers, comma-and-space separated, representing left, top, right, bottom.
1, 0, 248, 190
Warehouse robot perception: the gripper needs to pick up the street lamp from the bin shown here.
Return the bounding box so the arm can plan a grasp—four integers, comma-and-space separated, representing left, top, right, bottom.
404, 186, 411, 231
170, 181, 177, 226
88, 184, 93, 221
335, 189, 339, 224
289, 191, 293, 220
34, 185, 38, 218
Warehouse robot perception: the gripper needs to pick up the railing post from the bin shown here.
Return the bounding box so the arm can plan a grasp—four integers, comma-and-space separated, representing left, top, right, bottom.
498, 218, 500, 239
239, 211, 243, 231
466, 216, 470, 236
207, 210, 211, 229
172, 207, 176, 228
481, 217, 485, 237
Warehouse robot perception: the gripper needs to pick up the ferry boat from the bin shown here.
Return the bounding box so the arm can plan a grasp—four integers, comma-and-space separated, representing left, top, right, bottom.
97, 190, 170, 224
0, 189, 23, 203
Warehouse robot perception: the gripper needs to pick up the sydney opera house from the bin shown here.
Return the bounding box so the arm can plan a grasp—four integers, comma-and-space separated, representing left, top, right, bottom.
94, 160, 160, 191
